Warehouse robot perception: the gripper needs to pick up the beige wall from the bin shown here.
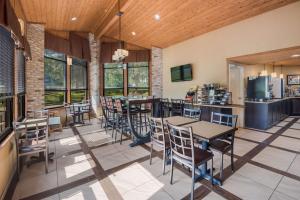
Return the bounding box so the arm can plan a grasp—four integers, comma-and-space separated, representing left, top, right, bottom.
244, 65, 300, 79
0, 133, 17, 200
163, 2, 300, 98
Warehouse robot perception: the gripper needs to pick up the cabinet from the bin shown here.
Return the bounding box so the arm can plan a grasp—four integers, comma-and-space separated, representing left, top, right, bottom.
245, 98, 300, 130
291, 98, 300, 115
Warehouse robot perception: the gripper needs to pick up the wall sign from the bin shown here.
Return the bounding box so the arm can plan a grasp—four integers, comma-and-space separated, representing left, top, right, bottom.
287, 75, 300, 85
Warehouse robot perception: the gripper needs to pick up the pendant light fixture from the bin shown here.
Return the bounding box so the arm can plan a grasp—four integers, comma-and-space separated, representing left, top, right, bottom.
260, 64, 268, 76
279, 65, 284, 79
112, 0, 129, 64
271, 62, 277, 78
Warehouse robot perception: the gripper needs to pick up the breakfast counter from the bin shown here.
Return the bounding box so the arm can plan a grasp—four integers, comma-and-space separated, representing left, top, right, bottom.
245, 97, 300, 130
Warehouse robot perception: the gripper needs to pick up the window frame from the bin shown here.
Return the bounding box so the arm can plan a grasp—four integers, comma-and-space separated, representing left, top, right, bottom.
127, 62, 150, 96
44, 50, 68, 107
0, 26, 15, 143
103, 63, 125, 96
44, 50, 89, 107
70, 58, 88, 103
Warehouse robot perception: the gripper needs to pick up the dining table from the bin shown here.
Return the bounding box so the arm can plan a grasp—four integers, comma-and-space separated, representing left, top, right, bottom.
164, 116, 237, 186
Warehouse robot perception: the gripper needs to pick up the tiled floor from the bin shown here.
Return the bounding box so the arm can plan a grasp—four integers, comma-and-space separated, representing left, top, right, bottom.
12, 117, 300, 200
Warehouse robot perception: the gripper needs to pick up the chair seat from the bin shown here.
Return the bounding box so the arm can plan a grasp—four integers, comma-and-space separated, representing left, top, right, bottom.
173, 147, 213, 166
209, 139, 231, 153
194, 147, 214, 165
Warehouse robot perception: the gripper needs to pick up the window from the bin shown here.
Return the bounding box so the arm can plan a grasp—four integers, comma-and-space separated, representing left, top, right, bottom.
0, 26, 14, 142
16, 49, 26, 120
71, 58, 87, 103
128, 62, 149, 96
44, 50, 89, 106
44, 49, 66, 106
104, 63, 124, 96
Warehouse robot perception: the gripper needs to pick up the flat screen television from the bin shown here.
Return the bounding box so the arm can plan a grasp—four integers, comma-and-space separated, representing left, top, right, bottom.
171, 64, 192, 82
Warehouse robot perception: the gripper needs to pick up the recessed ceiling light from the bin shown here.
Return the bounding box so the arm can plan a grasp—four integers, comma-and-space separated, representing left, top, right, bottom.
131, 31, 136, 36
71, 17, 77, 21
154, 14, 160, 21
291, 54, 300, 58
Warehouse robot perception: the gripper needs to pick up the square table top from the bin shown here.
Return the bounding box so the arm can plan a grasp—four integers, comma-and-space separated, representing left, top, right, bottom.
183, 121, 236, 141
164, 116, 197, 126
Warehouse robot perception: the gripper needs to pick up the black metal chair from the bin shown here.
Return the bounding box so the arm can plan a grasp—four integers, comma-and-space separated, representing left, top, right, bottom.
160, 98, 170, 118
114, 98, 130, 144
209, 112, 238, 180
166, 121, 214, 200
105, 96, 118, 137
81, 99, 92, 122
183, 108, 201, 120
100, 96, 108, 128
149, 117, 170, 175
170, 99, 183, 116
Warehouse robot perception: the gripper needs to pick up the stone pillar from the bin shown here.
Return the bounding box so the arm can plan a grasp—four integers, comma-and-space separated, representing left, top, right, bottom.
88, 33, 101, 116
151, 47, 163, 97
26, 24, 45, 111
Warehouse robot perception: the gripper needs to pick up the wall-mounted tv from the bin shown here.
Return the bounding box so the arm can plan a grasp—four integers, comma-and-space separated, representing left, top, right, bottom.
171, 64, 192, 82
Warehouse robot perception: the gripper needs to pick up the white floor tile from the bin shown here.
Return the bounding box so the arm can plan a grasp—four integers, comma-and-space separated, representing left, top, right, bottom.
234, 139, 257, 156
276, 177, 300, 200
236, 129, 271, 142
271, 136, 300, 152
287, 154, 300, 177
203, 192, 226, 200
252, 147, 296, 171
222, 173, 273, 200
282, 129, 300, 139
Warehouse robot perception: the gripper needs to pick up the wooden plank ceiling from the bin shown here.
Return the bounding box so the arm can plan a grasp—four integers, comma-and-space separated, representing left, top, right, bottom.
13, 0, 297, 49
228, 46, 300, 66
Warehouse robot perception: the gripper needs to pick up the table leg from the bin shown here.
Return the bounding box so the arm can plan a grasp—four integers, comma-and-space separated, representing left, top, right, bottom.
199, 140, 222, 186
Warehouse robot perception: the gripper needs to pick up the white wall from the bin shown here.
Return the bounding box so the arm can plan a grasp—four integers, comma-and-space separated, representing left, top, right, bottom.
163, 2, 300, 98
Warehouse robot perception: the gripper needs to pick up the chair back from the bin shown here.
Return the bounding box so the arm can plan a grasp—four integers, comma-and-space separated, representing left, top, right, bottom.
149, 117, 166, 147
170, 99, 183, 116
183, 108, 201, 120
27, 110, 49, 119
160, 98, 170, 117
166, 121, 194, 163
106, 97, 114, 111
100, 96, 107, 107
211, 112, 238, 143
114, 99, 124, 113
13, 118, 49, 142
64, 103, 74, 115
211, 112, 238, 128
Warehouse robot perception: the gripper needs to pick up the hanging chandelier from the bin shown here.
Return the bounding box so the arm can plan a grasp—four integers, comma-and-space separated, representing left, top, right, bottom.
112, 0, 129, 63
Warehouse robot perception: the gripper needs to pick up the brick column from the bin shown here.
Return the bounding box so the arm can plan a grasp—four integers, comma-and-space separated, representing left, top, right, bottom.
88, 33, 101, 116
151, 47, 163, 97
26, 24, 45, 111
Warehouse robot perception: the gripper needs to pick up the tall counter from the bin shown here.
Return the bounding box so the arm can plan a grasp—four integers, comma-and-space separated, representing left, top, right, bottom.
245, 97, 300, 130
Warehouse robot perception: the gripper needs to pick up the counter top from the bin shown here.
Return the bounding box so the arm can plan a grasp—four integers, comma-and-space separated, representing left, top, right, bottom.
245, 97, 300, 104
192, 103, 245, 108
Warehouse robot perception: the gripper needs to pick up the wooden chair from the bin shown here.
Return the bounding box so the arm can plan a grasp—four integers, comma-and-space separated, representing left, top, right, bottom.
149, 117, 170, 175
183, 108, 201, 120
210, 112, 238, 180
13, 118, 49, 176
166, 121, 214, 200
170, 99, 183, 116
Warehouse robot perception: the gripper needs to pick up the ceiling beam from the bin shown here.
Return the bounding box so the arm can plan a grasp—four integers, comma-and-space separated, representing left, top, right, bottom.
94, 0, 133, 39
